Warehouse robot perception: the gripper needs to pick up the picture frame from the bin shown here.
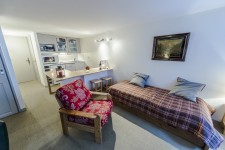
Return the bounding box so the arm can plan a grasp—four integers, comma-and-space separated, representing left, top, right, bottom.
152, 33, 190, 61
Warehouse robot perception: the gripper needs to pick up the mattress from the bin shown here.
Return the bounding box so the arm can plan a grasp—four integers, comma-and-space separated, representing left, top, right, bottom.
109, 81, 224, 149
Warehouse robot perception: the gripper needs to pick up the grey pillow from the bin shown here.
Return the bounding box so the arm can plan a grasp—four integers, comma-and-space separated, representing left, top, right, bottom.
129, 73, 149, 88
169, 77, 206, 102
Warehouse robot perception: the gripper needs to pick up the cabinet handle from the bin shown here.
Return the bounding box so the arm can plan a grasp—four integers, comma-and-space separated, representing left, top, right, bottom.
0, 69, 5, 75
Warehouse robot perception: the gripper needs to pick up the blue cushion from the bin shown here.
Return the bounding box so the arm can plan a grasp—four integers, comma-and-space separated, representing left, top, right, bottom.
129, 73, 149, 88
168, 77, 206, 102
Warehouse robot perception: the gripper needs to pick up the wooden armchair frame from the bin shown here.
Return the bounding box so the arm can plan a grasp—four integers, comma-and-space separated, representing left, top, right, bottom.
56, 91, 112, 143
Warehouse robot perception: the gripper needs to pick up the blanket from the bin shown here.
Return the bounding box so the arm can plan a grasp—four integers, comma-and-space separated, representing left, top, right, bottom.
109, 81, 224, 149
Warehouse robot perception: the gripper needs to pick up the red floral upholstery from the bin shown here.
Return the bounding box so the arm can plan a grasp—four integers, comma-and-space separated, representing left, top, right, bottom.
56, 79, 92, 110
68, 100, 113, 126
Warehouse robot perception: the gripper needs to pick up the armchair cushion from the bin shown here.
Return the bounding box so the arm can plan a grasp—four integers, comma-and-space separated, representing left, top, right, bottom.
68, 100, 113, 126
56, 79, 92, 110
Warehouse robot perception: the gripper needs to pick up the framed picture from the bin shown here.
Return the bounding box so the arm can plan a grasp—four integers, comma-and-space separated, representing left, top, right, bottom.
152, 33, 190, 61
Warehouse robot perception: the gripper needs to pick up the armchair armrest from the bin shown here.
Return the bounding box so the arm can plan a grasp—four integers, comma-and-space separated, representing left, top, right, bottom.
59, 108, 97, 119
90, 91, 112, 100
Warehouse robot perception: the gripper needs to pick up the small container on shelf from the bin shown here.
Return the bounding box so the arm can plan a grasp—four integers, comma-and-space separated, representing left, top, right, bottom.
56, 66, 65, 78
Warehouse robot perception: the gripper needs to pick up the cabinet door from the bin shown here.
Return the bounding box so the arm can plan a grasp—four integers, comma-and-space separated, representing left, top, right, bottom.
0, 54, 18, 118
37, 33, 56, 44
56, 37, 67, 52
37, 34, 57, 53
67, 38, 80, 53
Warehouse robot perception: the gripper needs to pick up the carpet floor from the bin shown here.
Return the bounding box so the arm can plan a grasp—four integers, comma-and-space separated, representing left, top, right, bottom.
2, 80, 225, 150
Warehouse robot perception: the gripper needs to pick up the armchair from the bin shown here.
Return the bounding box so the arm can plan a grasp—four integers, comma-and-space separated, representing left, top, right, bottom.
0, 120, 9, 150
55, 79, 113, 143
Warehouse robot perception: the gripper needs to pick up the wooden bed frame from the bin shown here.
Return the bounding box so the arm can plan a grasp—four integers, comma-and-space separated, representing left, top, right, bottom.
112, 98, 209, 150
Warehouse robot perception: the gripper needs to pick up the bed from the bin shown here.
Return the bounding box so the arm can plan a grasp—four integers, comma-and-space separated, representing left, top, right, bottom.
109, 80, 224, 150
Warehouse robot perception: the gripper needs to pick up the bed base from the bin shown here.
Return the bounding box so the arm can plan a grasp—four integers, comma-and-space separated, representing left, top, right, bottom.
113, 98, 209, 150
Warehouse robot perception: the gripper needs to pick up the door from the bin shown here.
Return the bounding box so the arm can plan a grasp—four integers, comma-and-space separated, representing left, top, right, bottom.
0, 53, 18, 118
67, 38, 78, 53
4, 36, 36, 83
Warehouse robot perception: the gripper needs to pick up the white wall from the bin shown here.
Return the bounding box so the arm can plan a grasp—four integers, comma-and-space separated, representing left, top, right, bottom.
27, 36, 40, 82
58, 53, 78, 62
80, 7, 225, 121
30, 33, 46, 86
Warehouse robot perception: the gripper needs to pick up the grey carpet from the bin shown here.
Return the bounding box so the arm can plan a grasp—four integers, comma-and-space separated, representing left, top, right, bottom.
2, 81, 225, 150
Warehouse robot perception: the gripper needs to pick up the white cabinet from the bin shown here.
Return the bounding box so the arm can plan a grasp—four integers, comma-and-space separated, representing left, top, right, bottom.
37, 33, 80, 53
37, 34, 57, 53
37, 34, 56, 45
56, 37, 67, 52
67, 38, 80, 53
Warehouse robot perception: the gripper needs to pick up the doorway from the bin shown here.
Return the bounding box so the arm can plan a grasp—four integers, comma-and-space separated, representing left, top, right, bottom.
4, 36, 37, 83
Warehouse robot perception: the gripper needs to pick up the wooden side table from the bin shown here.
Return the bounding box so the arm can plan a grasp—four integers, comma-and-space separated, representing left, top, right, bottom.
221, 113, 225, 134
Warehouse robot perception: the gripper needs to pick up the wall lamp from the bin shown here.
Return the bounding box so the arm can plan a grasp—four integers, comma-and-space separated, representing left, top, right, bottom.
95, 37, 112, 42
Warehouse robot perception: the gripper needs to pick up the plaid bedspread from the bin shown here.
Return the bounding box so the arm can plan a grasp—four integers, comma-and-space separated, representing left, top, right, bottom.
109, 81, 224, 149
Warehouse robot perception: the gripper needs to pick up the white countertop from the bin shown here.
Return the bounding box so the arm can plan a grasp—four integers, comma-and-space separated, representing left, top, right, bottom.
58, 60, 85, 64
45, 67, 112, 82
58, 61, 75, 64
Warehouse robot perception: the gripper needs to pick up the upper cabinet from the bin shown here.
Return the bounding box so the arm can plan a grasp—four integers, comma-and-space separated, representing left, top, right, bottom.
37, 34, 56, 45
37, 33, 80, 53
37, 34, 57, 53
67, 38, 80, 53
56, 37, 67, 52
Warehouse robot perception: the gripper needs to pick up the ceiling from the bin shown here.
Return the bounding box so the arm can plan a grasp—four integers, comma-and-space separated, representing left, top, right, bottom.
1, 0, 225, 37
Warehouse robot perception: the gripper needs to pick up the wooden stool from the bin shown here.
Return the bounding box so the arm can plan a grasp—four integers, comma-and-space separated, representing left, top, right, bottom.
90, 79, 102, 92
101, 77, 113, 92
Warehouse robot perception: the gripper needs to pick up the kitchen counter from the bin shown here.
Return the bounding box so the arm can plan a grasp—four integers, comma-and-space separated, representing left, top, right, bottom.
45, 68, 112, 94
58, 61, 75, 64
57, 60, 84, 64
58, 60, 77, 64
58, 60, 86, 71
45, 68, 112, 82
